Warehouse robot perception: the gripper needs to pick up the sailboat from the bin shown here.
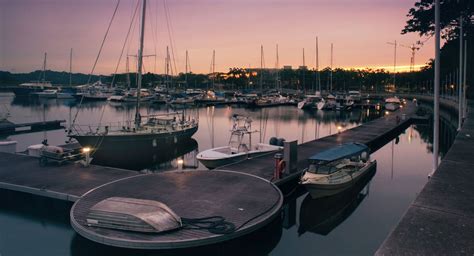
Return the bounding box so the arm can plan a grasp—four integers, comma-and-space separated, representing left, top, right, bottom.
68, 0, 198, 156
14, 53, 53, 96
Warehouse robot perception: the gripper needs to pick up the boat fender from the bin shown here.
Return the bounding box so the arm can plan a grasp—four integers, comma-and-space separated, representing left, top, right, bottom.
269, 137, 278, 146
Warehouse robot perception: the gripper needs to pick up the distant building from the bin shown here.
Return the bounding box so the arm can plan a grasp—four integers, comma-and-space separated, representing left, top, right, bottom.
283, 66, 292, 70
298, 66, 308, 70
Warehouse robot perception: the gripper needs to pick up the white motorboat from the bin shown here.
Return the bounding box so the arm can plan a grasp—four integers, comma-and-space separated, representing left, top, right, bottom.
197, 115, 283, 169
298, 94, 322, 110
385, 96, 401, 111
107, 95, 124, 102
317, 94, 337, 110
34, 89, 57, 98
300, 142, 377, 199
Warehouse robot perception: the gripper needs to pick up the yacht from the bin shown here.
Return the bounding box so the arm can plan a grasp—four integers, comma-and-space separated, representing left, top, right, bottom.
298, 94, 322, 110
317, 94, 337, 110
300, 142, 377, 198
34, 89, 57, 98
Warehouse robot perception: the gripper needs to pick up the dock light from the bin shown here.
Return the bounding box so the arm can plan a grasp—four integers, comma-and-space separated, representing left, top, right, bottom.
177, 158, 184, 170
337, 125, 342, 133
385, 111, 390, 115
82, 147, 92, 167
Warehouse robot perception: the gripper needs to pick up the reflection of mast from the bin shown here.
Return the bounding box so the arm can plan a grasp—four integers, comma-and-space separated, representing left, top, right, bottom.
391, 140, 395, 180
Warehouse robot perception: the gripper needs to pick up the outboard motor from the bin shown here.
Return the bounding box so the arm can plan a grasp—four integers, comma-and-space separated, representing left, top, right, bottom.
276, 138, 286, 147
269, 137, 278, 146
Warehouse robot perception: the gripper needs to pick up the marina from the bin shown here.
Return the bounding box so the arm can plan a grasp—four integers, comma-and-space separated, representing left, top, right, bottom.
0, 0, 472, 254
0, 99, 431, 250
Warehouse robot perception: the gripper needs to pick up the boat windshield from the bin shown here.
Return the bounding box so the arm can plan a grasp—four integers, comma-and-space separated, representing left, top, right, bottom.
308, 162, 338, 174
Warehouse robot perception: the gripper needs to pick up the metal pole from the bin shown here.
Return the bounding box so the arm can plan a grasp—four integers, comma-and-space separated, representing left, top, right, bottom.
260, 45, 263, 94
394, 40, 397, 91
458, 15, 463, 130
316, 37, 320, 92
330, 43, 333, 91
463, 40, 467, 119
431, 0, 440, 176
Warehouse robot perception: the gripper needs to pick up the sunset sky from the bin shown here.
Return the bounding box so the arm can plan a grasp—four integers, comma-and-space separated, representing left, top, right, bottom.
0, 0, 435, 75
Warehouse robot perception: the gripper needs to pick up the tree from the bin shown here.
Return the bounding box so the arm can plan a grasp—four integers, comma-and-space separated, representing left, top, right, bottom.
402, 0, 473, 40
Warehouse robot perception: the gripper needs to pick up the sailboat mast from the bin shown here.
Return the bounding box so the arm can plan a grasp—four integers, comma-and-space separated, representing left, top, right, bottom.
260, 45, 263, 94
302, 48, 306, 92
126, 56, 131, 89
135, 0, 147, 128
69, 48, 72, 87
42, 52, 47, 88
185, 50, 188, 90
212, 50, 215, 90
275, 44, 279, 91
316, 37, 320, 92
330, 43, 333, 92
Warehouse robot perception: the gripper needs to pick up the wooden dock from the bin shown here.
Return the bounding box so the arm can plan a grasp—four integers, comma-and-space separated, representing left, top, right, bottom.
0, 119, 65, 134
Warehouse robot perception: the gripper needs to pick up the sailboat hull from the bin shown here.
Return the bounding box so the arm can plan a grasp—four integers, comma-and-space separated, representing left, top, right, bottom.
70, 126, 198, 156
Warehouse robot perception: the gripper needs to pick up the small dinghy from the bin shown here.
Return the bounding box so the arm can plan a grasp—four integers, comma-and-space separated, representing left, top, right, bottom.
197, 115, 283, 169
86, 197, 182, 233
300, 142, 376, 199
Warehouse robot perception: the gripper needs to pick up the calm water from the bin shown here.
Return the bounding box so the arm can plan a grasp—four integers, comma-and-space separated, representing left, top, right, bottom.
0, 93, 456, 256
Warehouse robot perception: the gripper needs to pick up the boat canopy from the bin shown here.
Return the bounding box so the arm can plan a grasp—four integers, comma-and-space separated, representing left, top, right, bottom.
308, 143, 369, 163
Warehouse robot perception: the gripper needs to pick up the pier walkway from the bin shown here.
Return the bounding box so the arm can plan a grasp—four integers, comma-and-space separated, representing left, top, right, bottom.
376, 99, 474, 255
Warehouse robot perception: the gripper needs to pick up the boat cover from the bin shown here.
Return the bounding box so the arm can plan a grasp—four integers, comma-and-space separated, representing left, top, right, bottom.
308, 143, 368, 162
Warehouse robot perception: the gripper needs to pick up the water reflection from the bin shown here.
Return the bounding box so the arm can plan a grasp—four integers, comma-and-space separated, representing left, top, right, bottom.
298, 168, 376, 236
